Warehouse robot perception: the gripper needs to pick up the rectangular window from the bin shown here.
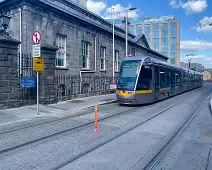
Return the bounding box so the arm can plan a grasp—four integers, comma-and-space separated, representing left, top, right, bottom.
161, 23, 168, 37
130, 25, 135, 34
136, 25, 142, 35
170, 23, 177, 37
100, 46, 106, 70
144, 24, 150, 38
153, 24, 159, 38
56, 34, 66, 67
170, 22, 176, 29
82, 41, 89, 69
170, 30, 176, 37
115, 50, 119, 72
153, 38, 159, 51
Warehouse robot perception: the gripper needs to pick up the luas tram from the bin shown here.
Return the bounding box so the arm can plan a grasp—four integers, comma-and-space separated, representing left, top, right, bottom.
116, 56, 203, 105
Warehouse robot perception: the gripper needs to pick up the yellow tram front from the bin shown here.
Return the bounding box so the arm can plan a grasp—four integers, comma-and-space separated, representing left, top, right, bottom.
116, 57, 154, 105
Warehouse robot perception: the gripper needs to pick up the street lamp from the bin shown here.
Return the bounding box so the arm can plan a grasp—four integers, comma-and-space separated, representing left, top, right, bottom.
0, 14, 11, 36
112, 7, 115, 83
186, 54, 194, 69
125, 7, 136, 57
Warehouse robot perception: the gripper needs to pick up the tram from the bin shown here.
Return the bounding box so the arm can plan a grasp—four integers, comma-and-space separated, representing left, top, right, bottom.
116, 56, 203, 105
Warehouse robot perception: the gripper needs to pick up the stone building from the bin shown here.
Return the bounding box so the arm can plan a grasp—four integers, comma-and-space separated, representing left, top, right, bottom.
0, 0, 169, 107
0, 0, 168, 78
202, 71, 212, 81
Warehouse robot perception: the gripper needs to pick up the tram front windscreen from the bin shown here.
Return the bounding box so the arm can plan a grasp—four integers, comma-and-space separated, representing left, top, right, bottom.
117, 60, 141, 91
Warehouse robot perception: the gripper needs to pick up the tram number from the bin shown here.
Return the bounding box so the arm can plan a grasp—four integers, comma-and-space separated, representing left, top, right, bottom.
144, 66, 151, 69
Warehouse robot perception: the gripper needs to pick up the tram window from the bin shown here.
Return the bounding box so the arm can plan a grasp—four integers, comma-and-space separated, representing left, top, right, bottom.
167, 68, 171, 86
183, 72, 187, 84
184, 72, 189, 84
160, 67, 168, 88
175, 70, 181, 86
118, 60, 141, 91
171, 69, 175, 85
136, 65, 152, 90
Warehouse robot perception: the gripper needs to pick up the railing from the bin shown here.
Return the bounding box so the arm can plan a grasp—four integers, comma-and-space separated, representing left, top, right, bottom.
55, 75, 119, 101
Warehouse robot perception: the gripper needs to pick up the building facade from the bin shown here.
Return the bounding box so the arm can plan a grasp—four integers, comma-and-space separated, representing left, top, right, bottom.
202, 71, 212, 81
0, 0, 168, 78
180, 62, 205, 72
107, 16, 180, 66
0, 0, 170, 107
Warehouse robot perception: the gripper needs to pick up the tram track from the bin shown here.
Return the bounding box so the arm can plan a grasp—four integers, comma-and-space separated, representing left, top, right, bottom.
0, 87, 206, 159
0, 87, 205, 136
144, 91, 212, 170
54, 87, 207, 169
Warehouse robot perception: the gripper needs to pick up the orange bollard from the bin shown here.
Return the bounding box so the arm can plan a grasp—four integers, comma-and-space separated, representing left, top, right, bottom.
94, 102, 101, 132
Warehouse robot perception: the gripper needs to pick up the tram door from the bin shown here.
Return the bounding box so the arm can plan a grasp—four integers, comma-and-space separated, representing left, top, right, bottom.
170, 69, 175, 95
154, 66, 160, 100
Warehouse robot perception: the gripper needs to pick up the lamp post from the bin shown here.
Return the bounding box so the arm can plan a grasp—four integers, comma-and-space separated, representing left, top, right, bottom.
125, 7, 136, 57
186, 54, 194, 69
0, 14, 11, 36
112, 7, 115, 83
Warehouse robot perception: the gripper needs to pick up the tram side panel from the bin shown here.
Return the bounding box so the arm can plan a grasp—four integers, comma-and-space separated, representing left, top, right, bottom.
134, 64, 154, 104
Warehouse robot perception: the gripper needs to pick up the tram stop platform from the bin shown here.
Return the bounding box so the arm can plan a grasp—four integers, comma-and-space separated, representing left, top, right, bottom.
0, 93, 117, 127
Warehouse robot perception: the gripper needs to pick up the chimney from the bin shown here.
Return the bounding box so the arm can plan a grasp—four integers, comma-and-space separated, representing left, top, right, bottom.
76, 0, 87, 9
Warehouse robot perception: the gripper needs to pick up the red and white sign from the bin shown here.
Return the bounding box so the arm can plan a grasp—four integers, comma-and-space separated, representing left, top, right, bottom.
110, 84, 117, 90
32, 31, 42, 44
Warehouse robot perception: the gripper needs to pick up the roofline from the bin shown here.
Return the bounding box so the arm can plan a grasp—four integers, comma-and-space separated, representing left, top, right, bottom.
122, 56, 202, 74
0, 0, 168, 61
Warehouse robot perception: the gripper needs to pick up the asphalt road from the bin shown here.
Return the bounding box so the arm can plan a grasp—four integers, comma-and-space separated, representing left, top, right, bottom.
0, 85, 211, 170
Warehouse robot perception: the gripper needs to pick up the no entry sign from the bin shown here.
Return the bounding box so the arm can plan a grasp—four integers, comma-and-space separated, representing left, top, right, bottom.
32, 31, 42, 44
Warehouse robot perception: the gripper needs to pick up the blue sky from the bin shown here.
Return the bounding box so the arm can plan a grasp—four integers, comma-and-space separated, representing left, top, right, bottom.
85, 0, 212, 68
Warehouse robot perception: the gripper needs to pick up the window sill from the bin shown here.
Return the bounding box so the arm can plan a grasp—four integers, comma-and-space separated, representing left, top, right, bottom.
81, 68, 90, 71
56, 67, 68, 70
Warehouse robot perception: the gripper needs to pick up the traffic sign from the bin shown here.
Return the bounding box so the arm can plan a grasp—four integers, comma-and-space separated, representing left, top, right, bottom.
21, 78, 36, 88
32, 31, 42, 44
32, 44, 41, 58
33, 58, 44, 72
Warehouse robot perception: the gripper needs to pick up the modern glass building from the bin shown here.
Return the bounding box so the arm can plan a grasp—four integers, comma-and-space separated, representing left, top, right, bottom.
107, 16, 180, 65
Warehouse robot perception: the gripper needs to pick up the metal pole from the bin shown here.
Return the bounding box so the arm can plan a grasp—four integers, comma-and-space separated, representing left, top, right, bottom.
36, 25, 39, 115
125, 10, 128, 57
37, 71, 39, 115
112, 8, 115, 83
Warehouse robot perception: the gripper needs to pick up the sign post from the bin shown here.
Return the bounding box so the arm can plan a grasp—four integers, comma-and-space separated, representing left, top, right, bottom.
32, 31, 42, 115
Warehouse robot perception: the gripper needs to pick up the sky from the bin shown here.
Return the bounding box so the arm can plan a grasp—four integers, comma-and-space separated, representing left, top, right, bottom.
82, 0, 212, 68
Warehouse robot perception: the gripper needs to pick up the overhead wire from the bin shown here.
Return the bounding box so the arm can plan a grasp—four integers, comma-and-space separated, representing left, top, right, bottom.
185, 0, 208, 50
117, 0, 170, 54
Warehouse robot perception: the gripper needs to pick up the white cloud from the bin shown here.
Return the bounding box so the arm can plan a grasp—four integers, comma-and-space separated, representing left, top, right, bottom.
196, 17, 212, 32
182, 0, 208, 13
180, 40, 212, 52
180, 55, 212, 68
169, 0, 183, 8
170, 0, 208, 14
104, 4, 139, 19
87, 0, 107, 15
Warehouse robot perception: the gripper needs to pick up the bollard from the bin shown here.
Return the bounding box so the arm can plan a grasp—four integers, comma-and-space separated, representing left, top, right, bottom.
94, 102, 101, 132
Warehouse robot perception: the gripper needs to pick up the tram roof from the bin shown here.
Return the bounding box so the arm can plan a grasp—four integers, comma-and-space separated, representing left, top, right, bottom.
122, 56, 202, 75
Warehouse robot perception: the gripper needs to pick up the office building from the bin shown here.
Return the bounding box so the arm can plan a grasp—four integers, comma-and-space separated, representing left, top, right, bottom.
107, 16, 180, 65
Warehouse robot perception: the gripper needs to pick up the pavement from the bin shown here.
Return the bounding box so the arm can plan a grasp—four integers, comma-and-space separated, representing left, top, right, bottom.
0, 93, 116, 126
